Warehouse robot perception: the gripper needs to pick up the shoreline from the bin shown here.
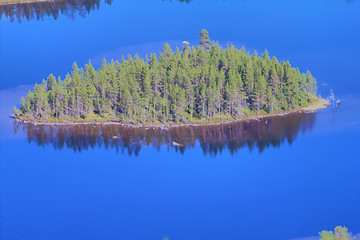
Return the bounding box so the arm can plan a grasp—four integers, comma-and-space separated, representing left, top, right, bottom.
12, 99, 330, 129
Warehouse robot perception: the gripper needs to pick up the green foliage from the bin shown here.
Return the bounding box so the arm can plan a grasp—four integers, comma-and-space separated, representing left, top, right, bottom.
320, 226, 356, 240
15, 30, 318, 123
13, 106, 20, 116
199, 29, 211, 50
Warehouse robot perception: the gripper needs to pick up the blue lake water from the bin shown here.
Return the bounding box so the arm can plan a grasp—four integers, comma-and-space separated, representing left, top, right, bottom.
1, 0, 360, 239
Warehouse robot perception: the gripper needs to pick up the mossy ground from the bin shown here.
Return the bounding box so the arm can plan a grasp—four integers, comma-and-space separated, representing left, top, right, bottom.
300, 98, 329, 111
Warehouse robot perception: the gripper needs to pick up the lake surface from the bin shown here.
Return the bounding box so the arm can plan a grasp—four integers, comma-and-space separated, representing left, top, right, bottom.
1, 0, 360, 239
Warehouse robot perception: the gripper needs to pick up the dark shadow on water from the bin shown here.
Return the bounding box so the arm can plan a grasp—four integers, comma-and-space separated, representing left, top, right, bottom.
0, 0, 195, 22
13, 112, 317, 156
0, 0, 113, 22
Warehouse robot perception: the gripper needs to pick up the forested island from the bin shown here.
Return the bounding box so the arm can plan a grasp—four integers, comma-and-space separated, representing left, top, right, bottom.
13, 30, 326, 126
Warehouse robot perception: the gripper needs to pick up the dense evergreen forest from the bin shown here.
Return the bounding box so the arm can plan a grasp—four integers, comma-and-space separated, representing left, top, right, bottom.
14, 30, 318, 124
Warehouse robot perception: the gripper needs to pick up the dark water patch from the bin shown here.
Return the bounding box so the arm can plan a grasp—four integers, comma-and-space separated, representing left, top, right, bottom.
0, 0, 194, 22
13, 112, 317, 155
0, 0, 113, 22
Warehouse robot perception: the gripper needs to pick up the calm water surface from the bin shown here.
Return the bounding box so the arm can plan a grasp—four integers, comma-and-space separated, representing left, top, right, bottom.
1, 0, 360, 240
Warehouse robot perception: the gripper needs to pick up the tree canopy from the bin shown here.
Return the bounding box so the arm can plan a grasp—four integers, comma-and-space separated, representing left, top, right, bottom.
200, 29, 211, 50
320, 226, 357, 240
14, 30, 318, 124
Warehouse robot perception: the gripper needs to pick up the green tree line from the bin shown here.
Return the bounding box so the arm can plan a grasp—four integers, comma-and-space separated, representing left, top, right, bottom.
14, 30, 318, 124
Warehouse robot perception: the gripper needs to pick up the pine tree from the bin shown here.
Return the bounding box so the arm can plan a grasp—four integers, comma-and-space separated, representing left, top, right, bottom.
199, 29, 211, 50
252, 75, 266, 113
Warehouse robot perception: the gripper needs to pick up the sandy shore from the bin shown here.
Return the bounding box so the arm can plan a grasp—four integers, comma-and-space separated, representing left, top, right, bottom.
13, 98, 330, 129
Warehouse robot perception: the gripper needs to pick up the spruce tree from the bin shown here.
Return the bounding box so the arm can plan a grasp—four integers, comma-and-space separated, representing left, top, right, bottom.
199, 29, 211, 50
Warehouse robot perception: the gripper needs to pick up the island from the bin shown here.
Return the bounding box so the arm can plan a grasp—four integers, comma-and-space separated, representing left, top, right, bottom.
13, 30, 328, 127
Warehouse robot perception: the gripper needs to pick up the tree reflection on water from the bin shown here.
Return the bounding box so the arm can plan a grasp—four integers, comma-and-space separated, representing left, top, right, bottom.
0, 0, 194, 22
14, 112, 317, 156
0, 0, 113, 22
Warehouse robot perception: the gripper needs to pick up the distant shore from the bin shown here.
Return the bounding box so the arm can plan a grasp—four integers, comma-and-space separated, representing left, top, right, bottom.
13, 98, 330, 129
0, 0, 53, 6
